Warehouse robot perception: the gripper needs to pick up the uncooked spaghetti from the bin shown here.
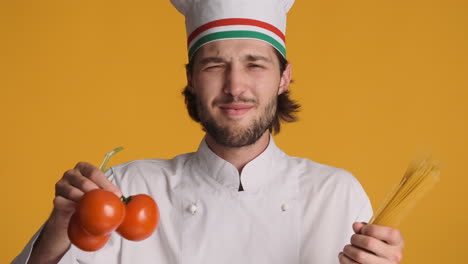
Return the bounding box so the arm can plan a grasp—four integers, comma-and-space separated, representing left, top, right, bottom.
369, 157, 440, 227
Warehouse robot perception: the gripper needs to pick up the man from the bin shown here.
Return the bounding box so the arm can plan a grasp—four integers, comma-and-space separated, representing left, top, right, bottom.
14, 0, 404, 263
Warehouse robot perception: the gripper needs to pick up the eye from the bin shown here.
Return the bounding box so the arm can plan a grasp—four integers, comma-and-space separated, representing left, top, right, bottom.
248, 63, 265, 69
204, 64, 223, 71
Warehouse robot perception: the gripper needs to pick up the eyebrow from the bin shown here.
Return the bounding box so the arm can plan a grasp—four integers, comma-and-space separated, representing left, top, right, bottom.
198, 57, 225, 66
244, 54, 272, 63
197, 54, 273, 66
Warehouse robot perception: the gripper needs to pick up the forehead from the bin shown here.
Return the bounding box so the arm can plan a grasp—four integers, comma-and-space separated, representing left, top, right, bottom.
192, 39, 279, 63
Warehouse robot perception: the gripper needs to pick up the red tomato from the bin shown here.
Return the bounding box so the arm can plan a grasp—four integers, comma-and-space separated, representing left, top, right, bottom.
68, 212, 110, 252
77, 189, 126, 236
116, 194, 159, 241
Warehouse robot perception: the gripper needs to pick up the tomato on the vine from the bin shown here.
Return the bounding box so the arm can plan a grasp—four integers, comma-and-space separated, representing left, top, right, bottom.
116, 194, 160, 241
68, 212, 110, 252
68, 189, 159, 251
77, 189, 126, 236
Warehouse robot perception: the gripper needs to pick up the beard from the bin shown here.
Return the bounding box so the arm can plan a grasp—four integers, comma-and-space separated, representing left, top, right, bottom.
196, 95, 277, 148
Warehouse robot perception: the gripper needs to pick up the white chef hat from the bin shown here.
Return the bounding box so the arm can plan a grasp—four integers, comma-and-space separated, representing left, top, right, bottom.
170, 0, 295, 60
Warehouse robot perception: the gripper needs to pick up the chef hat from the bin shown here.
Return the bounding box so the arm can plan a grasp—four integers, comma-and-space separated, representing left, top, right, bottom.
170, 0, 295, 60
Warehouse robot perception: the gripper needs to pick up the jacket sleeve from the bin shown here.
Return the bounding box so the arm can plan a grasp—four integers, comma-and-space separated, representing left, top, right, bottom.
11, 224, 77, 264
9, 168, 115, 264
11, 225, 44, 264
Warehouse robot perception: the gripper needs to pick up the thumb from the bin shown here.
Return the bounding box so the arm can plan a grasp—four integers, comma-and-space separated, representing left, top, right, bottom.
353, 222, 367, 234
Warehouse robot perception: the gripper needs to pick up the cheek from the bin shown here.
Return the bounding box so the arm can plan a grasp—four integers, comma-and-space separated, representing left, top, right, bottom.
194, 74, 222, 92
255, 80, 281, 100
193, 87, 216, 111
252, 71, 280, 88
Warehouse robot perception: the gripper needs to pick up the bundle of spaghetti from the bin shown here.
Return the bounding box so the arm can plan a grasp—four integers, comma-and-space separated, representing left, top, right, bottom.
369, 156, 440, 227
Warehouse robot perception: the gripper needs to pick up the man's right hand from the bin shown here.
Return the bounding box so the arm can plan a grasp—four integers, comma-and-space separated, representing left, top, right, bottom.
28, 162, 122, 264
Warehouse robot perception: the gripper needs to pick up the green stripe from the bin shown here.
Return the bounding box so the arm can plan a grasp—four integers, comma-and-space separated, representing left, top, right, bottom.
188, 30, 286, 59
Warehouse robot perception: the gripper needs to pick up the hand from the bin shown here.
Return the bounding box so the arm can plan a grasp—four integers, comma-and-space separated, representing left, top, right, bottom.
338, 222, 404, 264
28, 162, 121, 264
53, 162, 122, 218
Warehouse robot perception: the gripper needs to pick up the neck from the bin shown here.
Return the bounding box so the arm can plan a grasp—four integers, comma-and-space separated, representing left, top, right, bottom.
205, 131, 271, 173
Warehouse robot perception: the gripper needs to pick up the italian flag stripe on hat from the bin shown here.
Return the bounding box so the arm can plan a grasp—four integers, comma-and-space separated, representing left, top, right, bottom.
170, 0, 295, 59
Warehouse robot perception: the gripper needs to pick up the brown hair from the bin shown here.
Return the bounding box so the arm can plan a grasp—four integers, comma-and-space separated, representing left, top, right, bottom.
182, 48, 300, 135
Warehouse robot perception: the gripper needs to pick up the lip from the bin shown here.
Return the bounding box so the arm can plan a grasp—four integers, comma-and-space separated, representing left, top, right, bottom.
219, 103, 253, 116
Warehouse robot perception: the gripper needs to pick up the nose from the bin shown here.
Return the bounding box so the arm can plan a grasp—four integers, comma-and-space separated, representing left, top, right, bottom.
223, 65, 248, 98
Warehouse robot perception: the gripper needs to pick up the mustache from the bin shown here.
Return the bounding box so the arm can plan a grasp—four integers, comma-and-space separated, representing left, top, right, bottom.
212, 96, 258, 106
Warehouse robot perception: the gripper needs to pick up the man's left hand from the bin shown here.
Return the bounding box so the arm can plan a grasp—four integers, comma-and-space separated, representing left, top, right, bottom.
338, 222, 404, 264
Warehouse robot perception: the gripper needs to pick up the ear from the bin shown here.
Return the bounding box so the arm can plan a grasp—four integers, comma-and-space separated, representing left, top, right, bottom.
278, 63, 292, 95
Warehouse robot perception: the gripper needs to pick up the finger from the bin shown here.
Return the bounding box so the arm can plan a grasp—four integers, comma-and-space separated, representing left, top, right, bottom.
360, 224, 404, 246
61, 168, 100, 198
75, 162, 122, 197
351, 233, 395, 259
339, 252, 359, 264
64, 168, 100, 194
343, 244, 384, 264
55, 178, 85, 203
353, 222, 367, 234
52, 195, 77, 216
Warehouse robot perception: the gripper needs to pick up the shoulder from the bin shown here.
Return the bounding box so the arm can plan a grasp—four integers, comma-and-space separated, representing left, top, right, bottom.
105, 152, 195, 193
285, 155, 373, 221
285, 155, 361, 190
282, 155, 369, 206
112, 152, 193, 175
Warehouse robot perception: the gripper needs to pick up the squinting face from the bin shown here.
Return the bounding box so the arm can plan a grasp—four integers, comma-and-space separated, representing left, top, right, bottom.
188, 39, 291, 147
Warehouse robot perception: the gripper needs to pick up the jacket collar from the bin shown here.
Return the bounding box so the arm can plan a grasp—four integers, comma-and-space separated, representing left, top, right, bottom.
194, 134, 284, 193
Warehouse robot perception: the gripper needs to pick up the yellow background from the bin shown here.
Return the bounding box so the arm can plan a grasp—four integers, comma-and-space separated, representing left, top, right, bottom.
1, 0, 467, 263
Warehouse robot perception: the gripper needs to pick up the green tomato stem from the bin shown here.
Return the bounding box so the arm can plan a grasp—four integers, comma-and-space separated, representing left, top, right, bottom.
98, 147, 126, 197
99, 146, 124, 172
121, 195, 132, 204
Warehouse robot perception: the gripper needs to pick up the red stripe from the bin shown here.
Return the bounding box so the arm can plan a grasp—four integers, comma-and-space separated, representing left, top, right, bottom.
187, 18, 285, 45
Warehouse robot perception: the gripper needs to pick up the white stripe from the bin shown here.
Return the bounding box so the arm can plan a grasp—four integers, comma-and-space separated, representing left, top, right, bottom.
185, 0, 290, 36
188, 25, 285, 51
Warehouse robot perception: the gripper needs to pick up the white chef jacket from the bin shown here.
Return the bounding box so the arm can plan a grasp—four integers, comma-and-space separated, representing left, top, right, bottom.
14, 136, 373, 264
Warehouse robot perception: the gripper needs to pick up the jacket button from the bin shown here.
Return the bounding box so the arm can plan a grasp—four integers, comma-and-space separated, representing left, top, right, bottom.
189, 204, 198, 215
281, 203, 289, 212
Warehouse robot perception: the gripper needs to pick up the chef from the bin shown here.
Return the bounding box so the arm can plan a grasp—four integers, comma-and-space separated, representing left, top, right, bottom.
14, 0, 404, 263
